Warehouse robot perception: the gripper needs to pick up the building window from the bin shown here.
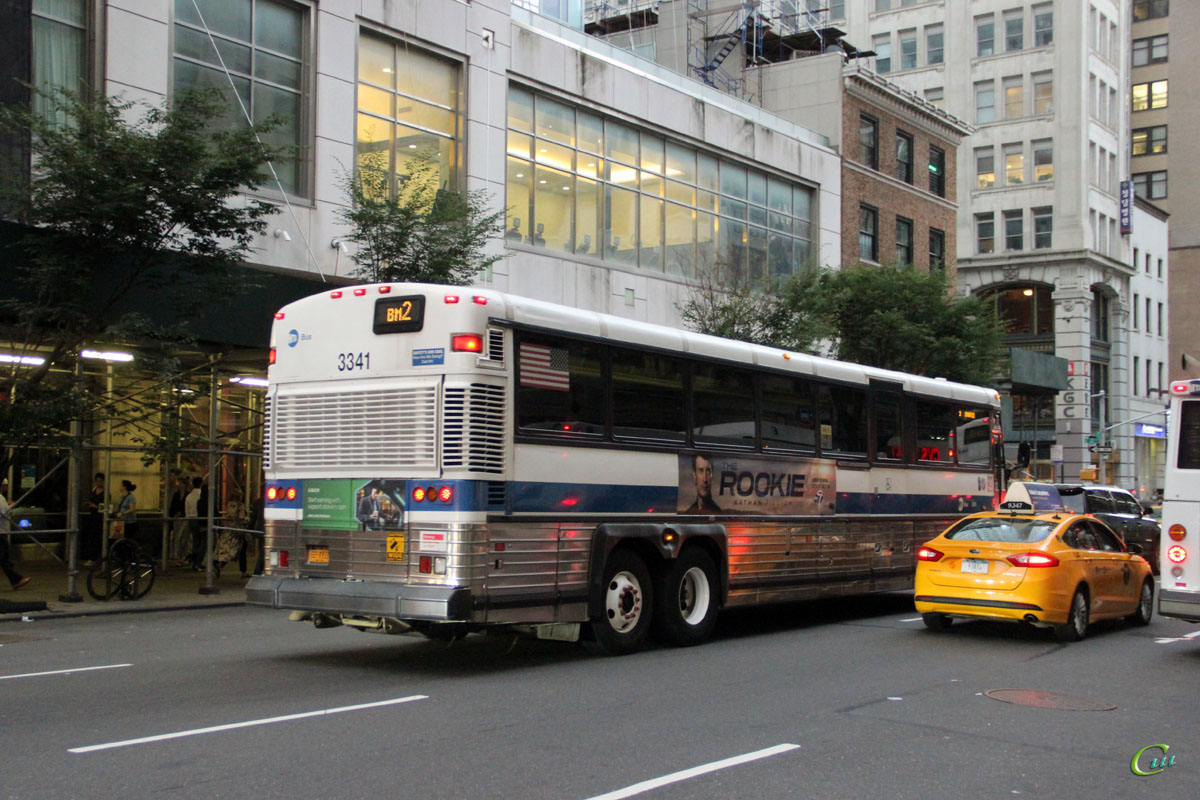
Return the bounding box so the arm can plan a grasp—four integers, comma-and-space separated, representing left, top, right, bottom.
1033, 72, 1053, 114
174, 0, 309, 196
1032, 207, 1052, 250
899, 29, 917, 70
1158, 258, 1163, 278
1147, 297, 1153, 332
926, 25, 943, 65
1033, 3, 1053, 46
928, 145, 945, 197
1133, 34, 1168, 66
874, 34, 892, 73
874, 0, 891, 10
1133, 81, 1168, 111
1093, 292, 1111, 343
1146, 252, 1151, 273
828, 0, 845, 19
975, 147, 995, 189
976, 213, 994, 254
976, 15, 994, 57
1032, 140, 1053, 182
356, 34, 461, 203
1003, 76, 1023, 119
859, 114, 878, 169
859, 204, 878, 262
1159, 303, 1165, 336
1005, 10, 1023, 51
975, 81, 995, 123
925, 87, 944, 108
895, 131, 913, 184
1132, 171, 1168, 200
1134, 357, 1140, 395
1133, 0, 1169, 21
929, 228, 945, 271
896, 217, 913, 266
506, 87, 812, 277
984, 285, 1054, 336
1132, 125, 1167, 156
1003, 142, 1023, 185
32, 0, 89, 123
1004, 210, 1023, 251
1134, 294, 1140, 329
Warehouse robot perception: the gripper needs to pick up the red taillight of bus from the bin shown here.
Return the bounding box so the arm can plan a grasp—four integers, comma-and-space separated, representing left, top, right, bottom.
438, 486, 453, 503
419, 556, 433, 574
279, 550, 289, 567
267, 487, 278, 501
444, 295, 460, 304
413, 486, 427, 502
1169, 523, 1187, 541
452, 334, 483, 352
274, 311, 285, 320
268, 348, 276, 365
916, 547, 943, 562
286, 487, 297, 501
1006, 552, 1061, 568
1167, 545, 1188, 564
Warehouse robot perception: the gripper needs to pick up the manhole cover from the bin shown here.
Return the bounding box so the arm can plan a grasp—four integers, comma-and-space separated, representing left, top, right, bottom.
985, 688, 1116, 711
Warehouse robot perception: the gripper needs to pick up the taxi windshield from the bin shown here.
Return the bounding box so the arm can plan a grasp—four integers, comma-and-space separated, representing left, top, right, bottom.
945, 517, 1057, 543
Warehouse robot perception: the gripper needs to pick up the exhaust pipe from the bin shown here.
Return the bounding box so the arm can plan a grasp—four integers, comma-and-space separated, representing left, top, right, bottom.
312, 613, 344, 629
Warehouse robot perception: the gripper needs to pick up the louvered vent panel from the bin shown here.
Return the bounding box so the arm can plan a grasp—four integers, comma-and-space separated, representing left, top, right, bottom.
485, 327, 505, 366
273, 385, 438, 471
262, 396, 273, 471
442, 383, 506, 474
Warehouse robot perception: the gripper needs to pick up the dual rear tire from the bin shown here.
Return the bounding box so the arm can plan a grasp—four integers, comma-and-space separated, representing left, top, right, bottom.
588, 547, 719, 655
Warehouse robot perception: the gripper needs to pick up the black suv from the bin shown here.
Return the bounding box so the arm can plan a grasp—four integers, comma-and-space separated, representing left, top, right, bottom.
1052, 484, 1161, 573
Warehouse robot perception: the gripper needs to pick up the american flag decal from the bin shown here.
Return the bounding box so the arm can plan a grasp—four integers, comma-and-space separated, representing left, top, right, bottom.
519, 342, 570, 391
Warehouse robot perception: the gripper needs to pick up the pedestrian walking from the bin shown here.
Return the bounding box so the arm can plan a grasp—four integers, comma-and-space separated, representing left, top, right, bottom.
0, 479, 29, 591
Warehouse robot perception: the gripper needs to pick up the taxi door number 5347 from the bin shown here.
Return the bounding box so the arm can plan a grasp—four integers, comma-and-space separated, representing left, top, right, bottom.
337, 352, 370, 372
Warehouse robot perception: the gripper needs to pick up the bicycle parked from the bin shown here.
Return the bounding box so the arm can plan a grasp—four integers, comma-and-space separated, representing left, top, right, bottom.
86, 538, 156, 601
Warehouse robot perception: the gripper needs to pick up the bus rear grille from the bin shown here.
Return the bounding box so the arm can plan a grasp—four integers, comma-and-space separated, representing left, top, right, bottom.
443, 383, 506, 474
272, 386, 438, 471
263, 396, 273, 471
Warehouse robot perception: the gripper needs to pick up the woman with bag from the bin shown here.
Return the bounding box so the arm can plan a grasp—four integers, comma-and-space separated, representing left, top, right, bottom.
112, 480, 138, 541
213, 489, 248, 575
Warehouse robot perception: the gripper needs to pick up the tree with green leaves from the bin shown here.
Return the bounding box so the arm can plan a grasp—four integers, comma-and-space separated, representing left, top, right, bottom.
0, 87, 286, 468
679, 262, 1004, 386
339, 151, 505, 285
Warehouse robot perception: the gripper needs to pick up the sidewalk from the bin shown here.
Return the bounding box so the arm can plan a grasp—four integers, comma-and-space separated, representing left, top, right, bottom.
0, 558, 250, 621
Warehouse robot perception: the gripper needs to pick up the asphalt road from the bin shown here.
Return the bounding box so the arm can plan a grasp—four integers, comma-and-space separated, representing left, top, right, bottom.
2, 593, 1198, 800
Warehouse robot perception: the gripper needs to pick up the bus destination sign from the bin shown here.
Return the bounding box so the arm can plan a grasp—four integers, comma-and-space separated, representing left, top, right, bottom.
373, 295, 425, 334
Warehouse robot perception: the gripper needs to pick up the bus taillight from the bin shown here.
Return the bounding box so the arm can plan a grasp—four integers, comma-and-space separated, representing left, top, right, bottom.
438, 486, 453, 503
267, 487, 278, 501
452, 334, 483, 352
268, 348, 276, 365
413, 486, 426, 502
1167, 545, 1188, 564
1169, 523, 1187, 541
286, 487, 297, 501
274, 311, 285, 320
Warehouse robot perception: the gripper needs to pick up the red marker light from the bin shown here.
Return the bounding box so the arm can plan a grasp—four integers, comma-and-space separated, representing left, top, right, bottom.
274, 312, 285, 320
444, 295, 460, 304
916, 546, 944, 562
268, 348, 276, 365
353, 288, 367, 296
561, 497, 578, 507
419, 556, 432, 574
473, 296, 488, 305
331, 290, 343, 299
452, 334, 483, 352
279, 550, 289, 567
413, 487, 426, 502
1169, 524, 1186, 542
267, 487, 278, 501
286, 487, 297, 501
438, 486, 453, 503
1168, 545, 1188, 564
378, 286, 391, 294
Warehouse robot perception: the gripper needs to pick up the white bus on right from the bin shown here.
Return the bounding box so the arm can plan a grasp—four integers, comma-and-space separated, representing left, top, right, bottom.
1159, 379, 1200, 622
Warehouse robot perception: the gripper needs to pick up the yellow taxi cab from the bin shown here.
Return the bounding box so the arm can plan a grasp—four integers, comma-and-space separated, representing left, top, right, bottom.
914, 482, 1154, 641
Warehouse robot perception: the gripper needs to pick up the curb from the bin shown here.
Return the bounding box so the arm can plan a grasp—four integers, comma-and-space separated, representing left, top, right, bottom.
0, 601, 246, 623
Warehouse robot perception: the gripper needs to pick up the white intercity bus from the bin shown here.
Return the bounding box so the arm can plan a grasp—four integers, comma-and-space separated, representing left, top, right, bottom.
1158, 378, 1200, 622
247, 283, 1003, 653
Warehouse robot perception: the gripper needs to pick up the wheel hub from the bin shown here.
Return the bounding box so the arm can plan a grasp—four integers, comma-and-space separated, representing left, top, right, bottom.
605, 572, 642, 632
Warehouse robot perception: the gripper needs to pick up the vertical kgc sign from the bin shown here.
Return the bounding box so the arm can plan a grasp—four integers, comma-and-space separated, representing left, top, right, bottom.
1120, 180, 1133, 235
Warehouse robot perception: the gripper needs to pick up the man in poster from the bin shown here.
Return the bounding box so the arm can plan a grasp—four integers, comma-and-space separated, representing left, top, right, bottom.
357, 486, 383, 530
681, 453, 722, 514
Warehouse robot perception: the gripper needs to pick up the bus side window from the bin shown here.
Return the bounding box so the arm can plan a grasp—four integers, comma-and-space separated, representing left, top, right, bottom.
516, 334, 606, 437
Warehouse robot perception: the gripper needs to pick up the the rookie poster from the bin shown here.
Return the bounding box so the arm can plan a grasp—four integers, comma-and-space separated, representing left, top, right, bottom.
677, 453, 836, 515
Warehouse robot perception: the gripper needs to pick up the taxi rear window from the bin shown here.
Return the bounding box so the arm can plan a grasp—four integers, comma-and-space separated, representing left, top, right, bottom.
945, 518, 1056, 543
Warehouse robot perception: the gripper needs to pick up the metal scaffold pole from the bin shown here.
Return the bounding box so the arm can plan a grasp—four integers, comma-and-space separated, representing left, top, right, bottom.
199, 358, 220, 595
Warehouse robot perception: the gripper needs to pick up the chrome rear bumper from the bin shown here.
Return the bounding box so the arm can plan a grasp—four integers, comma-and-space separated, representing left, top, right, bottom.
246, 575, 472, 621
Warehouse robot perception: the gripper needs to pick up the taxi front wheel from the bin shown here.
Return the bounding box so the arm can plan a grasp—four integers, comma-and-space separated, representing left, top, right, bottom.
1055, 588, 1089, 642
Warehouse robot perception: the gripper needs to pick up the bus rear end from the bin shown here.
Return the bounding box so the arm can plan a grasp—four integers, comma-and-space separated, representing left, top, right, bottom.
1160, 379, 1200, 622
246, 284, 509, 635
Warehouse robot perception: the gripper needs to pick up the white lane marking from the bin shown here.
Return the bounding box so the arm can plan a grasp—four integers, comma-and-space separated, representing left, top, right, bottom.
69, 695, 428, 753
900, 617, 923, 622
0, 663, 132, 681
584, 743, 800, 800
1154, 630, 1200, 644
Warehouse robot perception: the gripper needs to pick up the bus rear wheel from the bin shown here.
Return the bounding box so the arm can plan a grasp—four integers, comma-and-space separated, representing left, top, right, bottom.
652, 548, 718, 647
588, 549, 653, 656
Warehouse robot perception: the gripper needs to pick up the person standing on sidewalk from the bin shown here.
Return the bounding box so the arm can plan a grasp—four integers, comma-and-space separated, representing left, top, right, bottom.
0, 479, 30, 590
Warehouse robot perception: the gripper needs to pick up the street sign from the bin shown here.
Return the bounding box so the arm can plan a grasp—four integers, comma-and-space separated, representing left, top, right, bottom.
1090, 444, 1113, 455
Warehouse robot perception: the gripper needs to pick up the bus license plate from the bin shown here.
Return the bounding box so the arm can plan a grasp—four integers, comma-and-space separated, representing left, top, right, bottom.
961, 558, 988, 574
308, 547, 330, 565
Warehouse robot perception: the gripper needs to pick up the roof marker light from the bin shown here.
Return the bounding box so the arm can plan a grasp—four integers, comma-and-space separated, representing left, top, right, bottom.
473, 295, 488, 305
353, 288, 367, 296
274, 312, 285, 320
378, 286, 391, 294
331, 290, 343, 299
445, 295, 460, 304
